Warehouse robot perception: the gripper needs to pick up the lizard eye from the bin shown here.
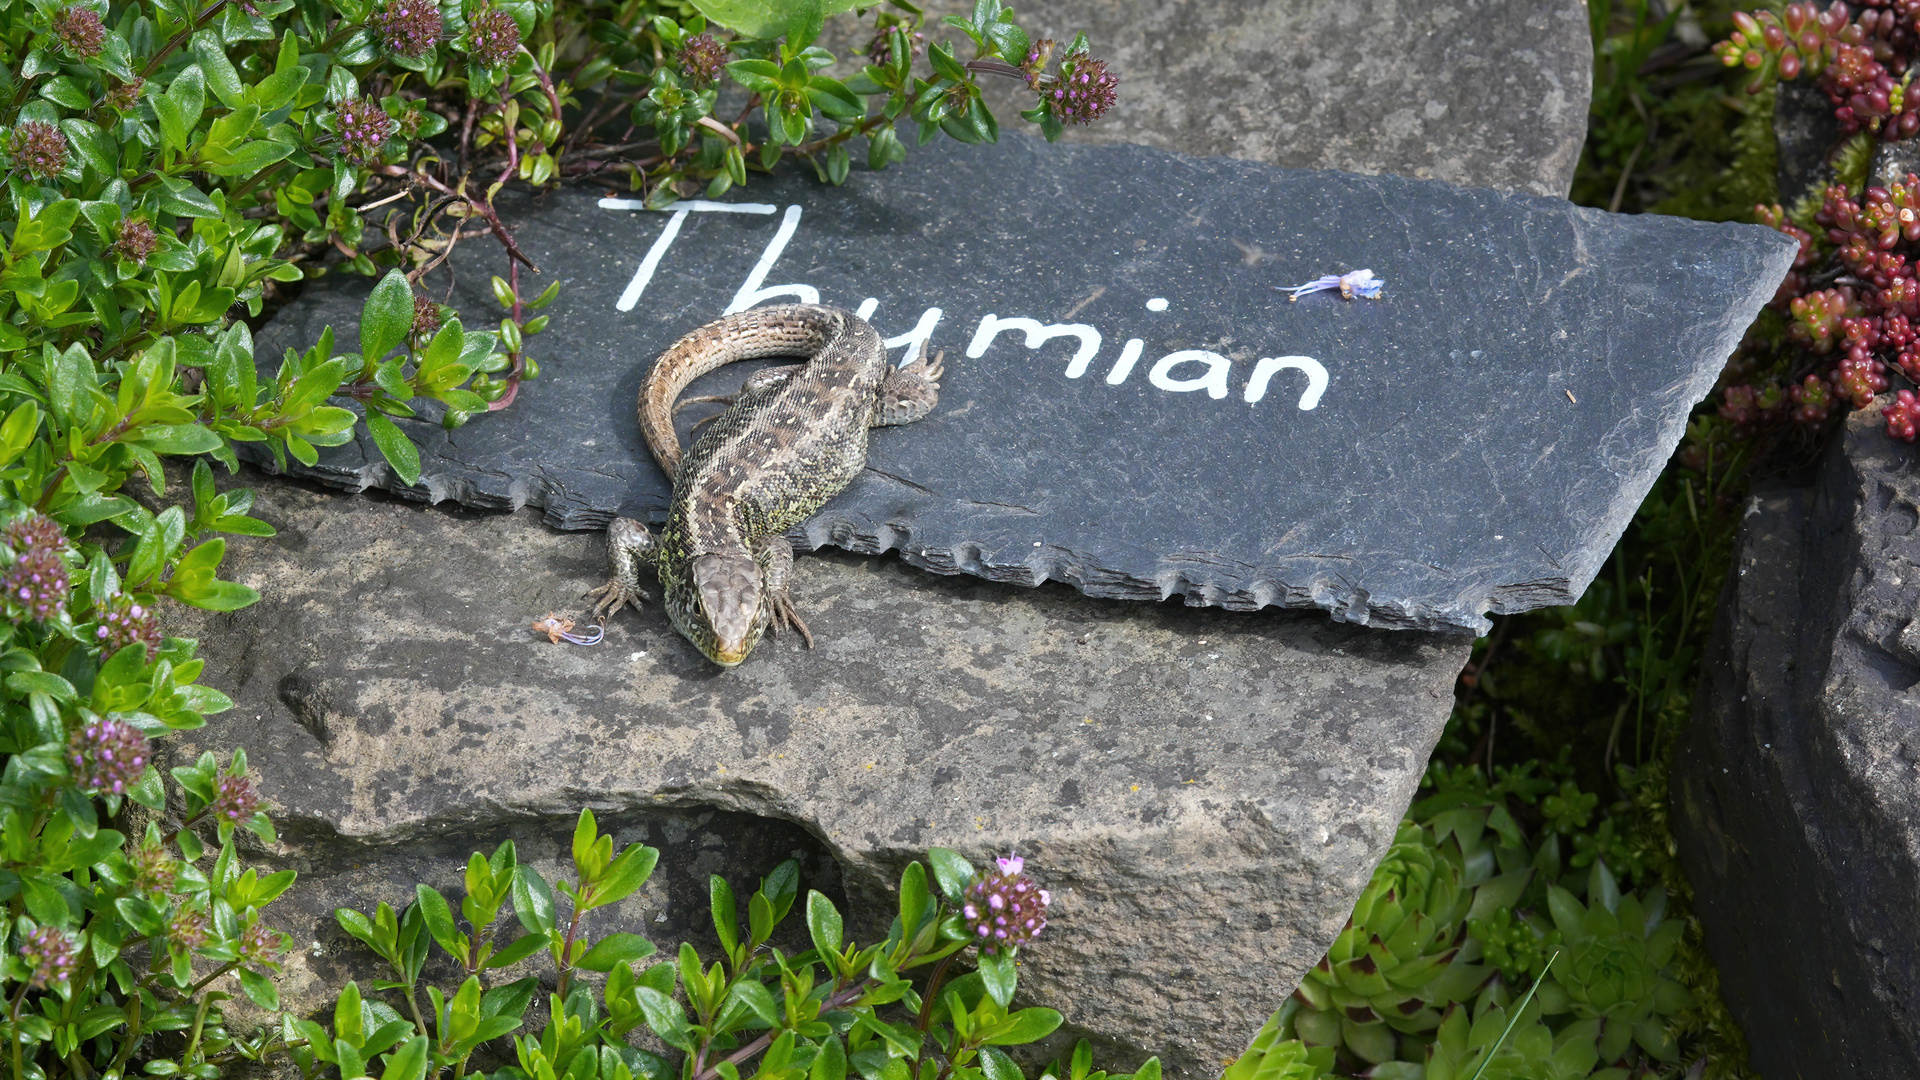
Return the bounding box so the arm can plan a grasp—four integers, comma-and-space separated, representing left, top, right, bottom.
692, 554, 763, 657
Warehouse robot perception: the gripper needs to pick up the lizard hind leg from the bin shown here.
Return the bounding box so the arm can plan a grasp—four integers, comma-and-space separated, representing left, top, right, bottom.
586, 517, 657, 619
873, 346, 944, 428
753, 534, 814, 648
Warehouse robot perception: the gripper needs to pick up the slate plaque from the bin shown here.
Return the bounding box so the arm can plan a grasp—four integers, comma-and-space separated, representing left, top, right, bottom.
252, 135, 1793, 633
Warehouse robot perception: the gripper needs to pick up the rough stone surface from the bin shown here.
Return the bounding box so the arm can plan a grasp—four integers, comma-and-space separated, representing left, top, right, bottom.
824, 0, 1592, 198
1776, 79, 1843, 198
170, 473, 1468, 1076
253, 140, 1794, 635
1672, 407, 1920, 1078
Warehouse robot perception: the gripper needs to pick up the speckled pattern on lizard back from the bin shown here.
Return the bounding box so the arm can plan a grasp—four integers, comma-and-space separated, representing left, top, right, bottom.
588, 304, 944, 667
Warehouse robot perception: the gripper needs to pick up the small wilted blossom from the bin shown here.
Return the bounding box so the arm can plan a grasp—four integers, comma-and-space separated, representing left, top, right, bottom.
369, 0, 440, 57
6, 548, 68, 623
333, 97, 396, 163
105, 77, 143, 111
961, 854, 1050, 954
112, 219, 160, 265
67, 716, 150, 796
129, 843, 178, 894
1048, 53, 1118, 125
465, 6, 521, 68
411, 294, 442, 344
50, 4, 104, 58
1021, 38, 1056, 87
678, 32, 727, 86
168, 908, 208, 950
238, 920, 285, 965
95, 591, 160, 661
8, 121, 69, 179
19, 927, 75, 989
210, 771, 265, 824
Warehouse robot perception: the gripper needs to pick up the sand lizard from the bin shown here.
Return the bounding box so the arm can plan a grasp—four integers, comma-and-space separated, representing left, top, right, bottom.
588, 304, 944, 667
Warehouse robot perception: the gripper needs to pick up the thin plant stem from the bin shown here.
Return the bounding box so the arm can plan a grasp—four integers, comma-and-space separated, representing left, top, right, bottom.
1467, 951, 1560, 1080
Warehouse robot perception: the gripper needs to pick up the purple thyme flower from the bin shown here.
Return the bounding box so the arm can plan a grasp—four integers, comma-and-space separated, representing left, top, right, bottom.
1048, 53, 1117, 125
168, 907, 208, 950
129, 843, 178, 895
4, 514, 66, 556
67, 716, 150, 797
8, 121, 69, 179
678, 32, 727, 87
112, 219, 160, 265
961, 853, 1051, 955
238, 919, 284, 965
19, 927, 75, 989
333, 97, 396, 164
369, 0, 440, 57
209, 772, 265, 825
1021, 38, 1056, 88
95, 591, 160, 662
50, 4, 104, 58
465, 6, 521, 68
6, 547, 68, 623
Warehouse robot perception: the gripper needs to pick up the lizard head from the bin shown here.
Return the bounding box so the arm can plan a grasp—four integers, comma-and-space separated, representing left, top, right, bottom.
691, 553, 766, 666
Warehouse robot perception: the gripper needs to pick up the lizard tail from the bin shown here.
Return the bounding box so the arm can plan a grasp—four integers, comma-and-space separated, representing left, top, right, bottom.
639, 304, 852, 479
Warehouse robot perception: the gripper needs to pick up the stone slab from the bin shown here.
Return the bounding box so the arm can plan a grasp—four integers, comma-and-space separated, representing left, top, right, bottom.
252, 136, 1796, 635
169, 470, 1469, 1077
1672, 407, 1920, 1078
823, 0, 1592, 199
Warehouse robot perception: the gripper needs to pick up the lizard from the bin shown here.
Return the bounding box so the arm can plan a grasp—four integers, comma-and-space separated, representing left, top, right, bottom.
586, 304, 945, 667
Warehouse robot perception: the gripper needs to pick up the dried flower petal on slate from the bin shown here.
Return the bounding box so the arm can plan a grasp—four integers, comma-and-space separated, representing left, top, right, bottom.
466, 6, 521, 68
333, 97, 396, 163
50, 4, 105, 58
8, 121, 69, 179
369, 0, 440, 57
67, 716, 150, 797
961, 853, 1050, 954
678, 32, 727, 87
19, 927, 75, 989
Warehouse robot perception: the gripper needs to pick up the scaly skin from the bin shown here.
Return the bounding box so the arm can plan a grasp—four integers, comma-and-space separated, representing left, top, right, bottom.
588, 304, 944, 667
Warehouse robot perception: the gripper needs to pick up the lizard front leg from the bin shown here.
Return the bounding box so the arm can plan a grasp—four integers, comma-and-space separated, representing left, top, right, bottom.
752, 534, 814, 648
586, 517, 657, 619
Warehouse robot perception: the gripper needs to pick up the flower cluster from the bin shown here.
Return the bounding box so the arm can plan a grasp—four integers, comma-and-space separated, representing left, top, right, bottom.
411, 293, 442, 346
50, 4, 104, 58
238, 920, 284, 964
19, 927, 75, 989
5, 546, 67, 623
961, 854, 1050, 954
678, 33, 728, 86
333, 98, 396, 163
129, 843, 178, 895
1044, 52, 1118, 125
7, 121, 68, 179
369, 0, 439, 58
210, 772, 265, 824
94, 591, 160, 661
67, 716, 150, 797
168, 907, 208, 950
105, 77, 143, 112
112, 219, 159, 265
465, 6, 520, 68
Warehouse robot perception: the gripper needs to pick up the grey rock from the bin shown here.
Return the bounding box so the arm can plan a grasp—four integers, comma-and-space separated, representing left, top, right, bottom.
1776, 78, 1843, 198
821, 0, 1592, 198
1672, 407, 1920, 1078
251, 138, 1795, 635
168, 473, 1469, 1076
1871, 136, 1920, 191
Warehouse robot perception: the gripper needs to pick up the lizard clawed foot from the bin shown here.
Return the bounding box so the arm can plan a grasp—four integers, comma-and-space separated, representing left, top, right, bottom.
585, 579, 650, 620
770, 594, 814, 649
899, 346, 945, 386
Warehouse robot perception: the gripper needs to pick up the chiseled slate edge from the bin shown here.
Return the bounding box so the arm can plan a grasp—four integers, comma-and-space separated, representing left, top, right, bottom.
248, 137, 1795, 634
